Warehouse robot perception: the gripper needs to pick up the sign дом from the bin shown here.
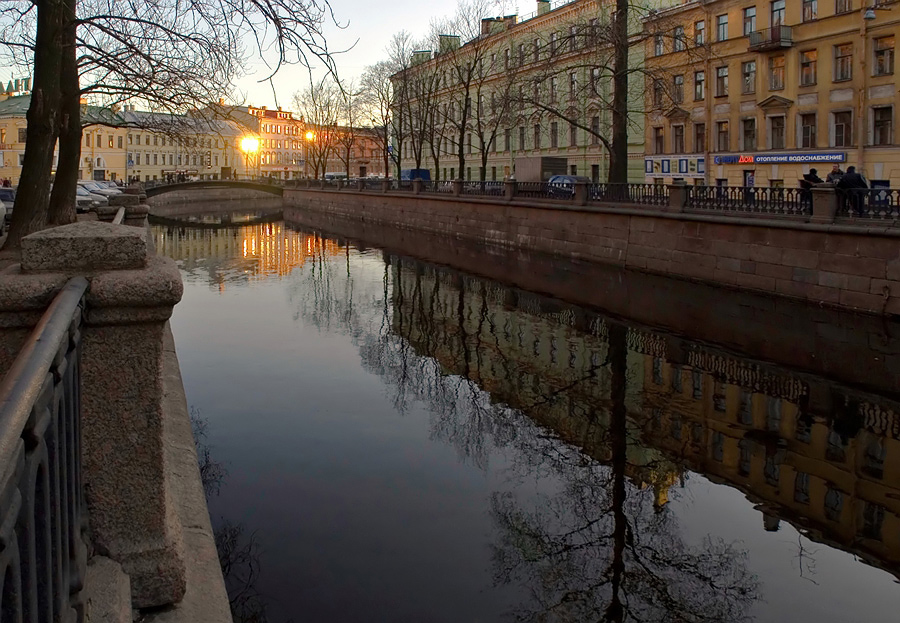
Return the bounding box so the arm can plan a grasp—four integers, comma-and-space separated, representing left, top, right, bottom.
714, 152, 847, 165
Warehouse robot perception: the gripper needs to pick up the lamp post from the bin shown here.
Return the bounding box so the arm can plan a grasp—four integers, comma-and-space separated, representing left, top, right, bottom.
240, 136, 259, 180
304, 131, 315, 179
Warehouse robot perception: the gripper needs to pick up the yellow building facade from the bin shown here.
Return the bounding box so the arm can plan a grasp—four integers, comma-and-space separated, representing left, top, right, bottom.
643, 0, 899, 188
0, 92, 254, 185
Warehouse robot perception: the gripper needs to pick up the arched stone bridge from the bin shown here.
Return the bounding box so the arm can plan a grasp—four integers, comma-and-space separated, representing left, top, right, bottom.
144, 179, 285, 198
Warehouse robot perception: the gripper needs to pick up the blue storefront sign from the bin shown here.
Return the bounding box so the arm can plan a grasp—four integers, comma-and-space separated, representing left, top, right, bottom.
713, 152, 846, 165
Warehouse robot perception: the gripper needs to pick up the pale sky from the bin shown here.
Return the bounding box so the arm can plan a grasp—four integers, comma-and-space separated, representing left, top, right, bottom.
233, 0, 536, 110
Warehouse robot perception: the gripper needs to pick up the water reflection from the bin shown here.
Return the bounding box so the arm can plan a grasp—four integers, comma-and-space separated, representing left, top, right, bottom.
156, 214, 900, 621
388, 256, 900, 584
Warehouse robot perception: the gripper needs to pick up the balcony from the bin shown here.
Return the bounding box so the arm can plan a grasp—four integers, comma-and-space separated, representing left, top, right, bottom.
748, 25, 793, 51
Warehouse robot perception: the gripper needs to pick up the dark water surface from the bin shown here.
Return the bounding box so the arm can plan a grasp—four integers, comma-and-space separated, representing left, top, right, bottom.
155, 208, 900, 623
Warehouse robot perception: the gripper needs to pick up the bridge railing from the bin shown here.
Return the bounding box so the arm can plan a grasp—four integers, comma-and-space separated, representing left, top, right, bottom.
0, 277, 89, 622
835, 188, 900, 220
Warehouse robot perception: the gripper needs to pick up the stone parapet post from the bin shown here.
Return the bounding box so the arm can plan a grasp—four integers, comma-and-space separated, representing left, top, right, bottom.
357, 178, 365, 191
412, 179, 423, 195
381, 179, 390, 193
505, 179, 517, 201
666, 181, 688, 213
811, 184, 837, 224
452, 179, 463, 197
4, 221, 187, 608
574, 181, 588, 206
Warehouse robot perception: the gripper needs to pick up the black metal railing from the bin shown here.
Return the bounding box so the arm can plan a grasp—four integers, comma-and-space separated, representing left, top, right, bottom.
0, 277, 89, 623
748, 25, 793, 50
421, 181, 455, 194
516, 182, 550, 199
687, 185, 807, 215
461, 181, 505, 196
591, 183, 669, 206
836, 188, 900, 220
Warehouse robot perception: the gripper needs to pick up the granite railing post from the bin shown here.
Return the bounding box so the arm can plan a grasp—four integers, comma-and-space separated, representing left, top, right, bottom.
381, 179, 390, 193
505, 179, 517, 201
357, 178, 365, 191
574, 181, 588, 206
666, 181, 688, 213
14, 222, 187, 609
452, 179, 463, 197
811, 184, 838, 224
412, 179, 423, 195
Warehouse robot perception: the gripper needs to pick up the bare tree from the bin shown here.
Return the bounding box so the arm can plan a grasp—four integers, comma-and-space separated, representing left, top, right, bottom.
293, 77, 342, 179
334, 81, 362, 179
0, 0, 339, 250
360, 61, 395, 179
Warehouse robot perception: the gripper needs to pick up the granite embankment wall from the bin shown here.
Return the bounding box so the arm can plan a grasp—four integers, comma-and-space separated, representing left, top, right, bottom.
283, 189, 900, 316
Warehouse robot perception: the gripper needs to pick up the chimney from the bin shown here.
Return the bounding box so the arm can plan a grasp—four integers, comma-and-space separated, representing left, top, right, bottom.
411, 50, 432, 65
438, 34, 461, 53
537, 0, 550, 16
481, 17, 495, 35
504, 14, 518, 28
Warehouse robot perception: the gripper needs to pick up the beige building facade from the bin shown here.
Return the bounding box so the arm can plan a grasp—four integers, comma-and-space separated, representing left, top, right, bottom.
643, 0, 900, 188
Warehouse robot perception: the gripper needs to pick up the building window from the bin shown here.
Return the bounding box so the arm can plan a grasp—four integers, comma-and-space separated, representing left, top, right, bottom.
743, 7, 756, 35
591, 116, 600, 144
135, 153, 140, 165
770, 116, 786, 148
794, 472, 811, 504
674, 26, 686, 51
800, 50, 817, 85
550, 31, 558, 55
569, 122, 577, 146
769, 55, 785, 90
873, 106, 893, 145
673, 125, 685, 152
85, 134, 91, 147
716, 66, 728, 96
653, 127, 664, 154
673, 74, 684, 104
716, 14, 728, 41
695, 20, 705, 46
653, 79, 664, 107
717, 121, 729, 151
569, 72, 577, 100
504, 48, 510, 69
694, 71, 705, 100
549, 76, 557, 101
834, 44, 853, 81
834, 111, 852, 146
519, 125, 526, 150
801, 113, 817, 147
874, 36, 894, 76
534, 124, 541, 150
802, 0, 818, 21
824, 487, 844, 521
117, 136, 123, 149
742, 61, 757, 93
504, 128, 511, 151
569, 26, 577, 52
533, 38, 540, 62
742, 118, 757, 150
518, 43, 525, 66
654, 33, 664, 56
694, 122, 706, 151
771, 0, 786, 26
835, 0, 852, 13
550, 122, 559, 148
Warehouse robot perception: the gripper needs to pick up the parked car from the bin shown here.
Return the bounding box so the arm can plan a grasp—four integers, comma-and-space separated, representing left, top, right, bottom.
75, 185, 108, 210
0, 187, 14, 230
78, 180, 121, 198
547, 175, 592, 198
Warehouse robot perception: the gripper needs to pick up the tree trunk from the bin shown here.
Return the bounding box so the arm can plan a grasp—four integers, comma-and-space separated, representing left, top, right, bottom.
605, 321, 628, 623
5, 0, 65, 249
609, 0, 629, 185
48, 0, 80, 226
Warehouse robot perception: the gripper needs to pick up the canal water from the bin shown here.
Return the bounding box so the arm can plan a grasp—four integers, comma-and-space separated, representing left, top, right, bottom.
155, 207, 900, 623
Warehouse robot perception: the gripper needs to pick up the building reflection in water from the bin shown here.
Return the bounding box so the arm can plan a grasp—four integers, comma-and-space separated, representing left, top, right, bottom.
153, 216, 343, 290
386, 253, 900, 588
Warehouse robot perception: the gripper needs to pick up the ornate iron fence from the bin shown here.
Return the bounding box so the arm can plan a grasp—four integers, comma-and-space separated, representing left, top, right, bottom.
591, 183, 669, 206
461, 181, 505, 196
687, 185, 807, 215
516, 182, 550, 199
421, 181, 455, 194
836, 188, 900, 220
0, 277, 89, 623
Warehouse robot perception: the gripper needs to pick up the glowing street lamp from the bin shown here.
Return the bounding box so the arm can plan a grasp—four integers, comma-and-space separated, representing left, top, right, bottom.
240, 136, 260, 179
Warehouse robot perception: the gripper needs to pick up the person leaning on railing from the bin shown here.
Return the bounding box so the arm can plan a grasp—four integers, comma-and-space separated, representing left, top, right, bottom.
836, 166, 869, 216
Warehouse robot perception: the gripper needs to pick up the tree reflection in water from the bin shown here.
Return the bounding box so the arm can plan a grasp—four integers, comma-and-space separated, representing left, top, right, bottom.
288, 239, 760, 621
191, 408, 287, 622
